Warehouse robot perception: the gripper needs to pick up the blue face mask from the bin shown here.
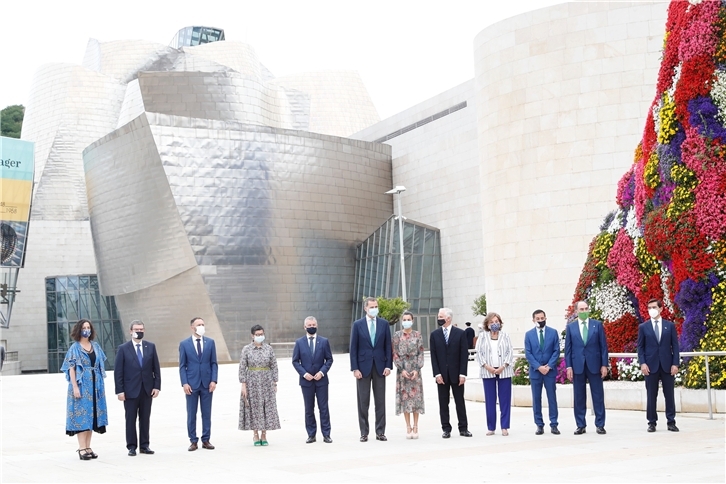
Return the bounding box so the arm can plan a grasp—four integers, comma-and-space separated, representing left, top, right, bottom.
368, 308, 379, 318
81, 329, 91, 338
489, 323, 501, 332
402, 320, 413, 329
254, 335, 265, 344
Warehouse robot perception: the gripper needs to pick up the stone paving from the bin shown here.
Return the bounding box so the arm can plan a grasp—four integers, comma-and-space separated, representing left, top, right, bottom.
2, 355, 724, 483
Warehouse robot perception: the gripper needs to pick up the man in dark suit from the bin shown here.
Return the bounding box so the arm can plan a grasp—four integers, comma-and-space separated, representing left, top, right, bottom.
292, 316, 334, 443
524, 309, 560, 435
638, 298, 680, 432
179, 317, 218, 451
114, 320, 161, 456
430, 307, 472, 438
349, 297, 392, 442
464, 322, 476, 350
565, 300, 609, 435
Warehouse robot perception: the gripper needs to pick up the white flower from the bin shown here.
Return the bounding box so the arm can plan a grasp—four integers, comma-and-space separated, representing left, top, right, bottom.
712, 70, 726, 126
652, 98, 662, 138
660, 263, 676, 314
590, 280, 636, 322
667, 63, 682, 100
625, 208, 642, 239
606, 209, 623, 234
688, 0, 703, 5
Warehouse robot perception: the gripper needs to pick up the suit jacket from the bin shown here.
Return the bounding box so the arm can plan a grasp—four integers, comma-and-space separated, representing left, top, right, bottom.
524, 326, 560, 380
349, 316, 392, 378
475, 330, 514, 379
464, 327, 476, 349
292, 335, 334, 387
179, 336, 219, 390
564, 318, 608, 374
637, 319, 679, 373
114, 340, 161, 399
430, 325, 468, 383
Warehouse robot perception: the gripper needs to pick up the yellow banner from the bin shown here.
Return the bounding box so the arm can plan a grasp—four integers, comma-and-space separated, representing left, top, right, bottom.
0, 178, 32, 222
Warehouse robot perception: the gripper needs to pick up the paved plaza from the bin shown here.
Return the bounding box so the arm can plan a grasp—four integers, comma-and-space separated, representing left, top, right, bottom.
2, 355, 724, 483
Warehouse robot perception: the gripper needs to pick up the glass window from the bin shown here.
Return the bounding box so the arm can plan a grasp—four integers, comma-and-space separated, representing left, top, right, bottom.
47, 322, 57, 350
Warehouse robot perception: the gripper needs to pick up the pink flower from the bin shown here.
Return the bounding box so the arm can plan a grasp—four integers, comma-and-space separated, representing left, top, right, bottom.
678, 0, 720, 62
607, 229, 642, 294
694, 167, 726, 239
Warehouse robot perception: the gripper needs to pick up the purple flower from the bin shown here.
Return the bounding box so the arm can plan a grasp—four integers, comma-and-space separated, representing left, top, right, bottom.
689, 97, 726, 142
675, 273, 719, 352
652, 180, 675, 208
657, 127, 686, 171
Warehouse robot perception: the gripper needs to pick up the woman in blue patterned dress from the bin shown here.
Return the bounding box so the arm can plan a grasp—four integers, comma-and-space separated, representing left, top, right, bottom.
61, 319, 108, 460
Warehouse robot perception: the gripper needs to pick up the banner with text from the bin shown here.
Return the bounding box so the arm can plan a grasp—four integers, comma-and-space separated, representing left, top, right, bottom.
1, 136, 35, 267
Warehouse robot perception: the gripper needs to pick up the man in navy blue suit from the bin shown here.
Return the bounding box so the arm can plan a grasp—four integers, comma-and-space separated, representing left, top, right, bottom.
638, 298, 680, 432
114, 320, 161, 456
292, 316, 334, 443
524, 309, 560, 436
350, 297, 392, 442
565, 300, 609, 435
179, 317, 218, 451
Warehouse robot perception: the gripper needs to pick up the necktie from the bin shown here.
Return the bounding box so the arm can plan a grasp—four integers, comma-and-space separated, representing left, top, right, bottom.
309, 336, 315, 355
581, 321, 588, 344
369, 319, 376, 346
196, 338, 202, 359
136, 344, 143, 366
539, 329, 544, 351
654, 320, 660, 343
443, 327, 449, 344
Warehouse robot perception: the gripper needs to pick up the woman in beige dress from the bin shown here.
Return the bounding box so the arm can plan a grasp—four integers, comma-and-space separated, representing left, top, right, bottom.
393, 311, 425, 439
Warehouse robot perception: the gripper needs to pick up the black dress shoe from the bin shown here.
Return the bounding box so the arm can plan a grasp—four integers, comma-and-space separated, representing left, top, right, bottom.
188, 442, 198, 451
574, 427, 586, 435
647, 424, 656, 432
306, 436, 316, 444
128, 448, 137, 456
360, 435, 368, 442
551, 426, 560, 435
139, 447, 154, 454
667, 423, 679, 432
323, 436, 332, 443
201, 441, 215, 450
459, 430, 473, 437
442, 431, 451, 439
375, 434, 387, 441
596, 427, 606, 434
535, 426, 544, 435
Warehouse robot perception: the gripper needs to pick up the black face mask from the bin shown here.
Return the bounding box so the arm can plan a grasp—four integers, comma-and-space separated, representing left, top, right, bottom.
133, 331, 144, 340
437, 319, 446, 326
536, 320, 546, 328
306, 327, 317, 335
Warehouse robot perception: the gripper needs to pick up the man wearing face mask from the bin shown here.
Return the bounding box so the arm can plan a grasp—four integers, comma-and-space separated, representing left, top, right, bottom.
292, 316, 334, 443
637, 299, 680, 432
179, 317, 219, 451
524, 310, 560, 435
350, 297, 392, 442
114, 320, 161, 456
430, 307, 471, 438
565, 301, 609, 435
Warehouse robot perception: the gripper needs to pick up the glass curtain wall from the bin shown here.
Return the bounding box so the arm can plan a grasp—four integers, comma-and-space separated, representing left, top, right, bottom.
46, 275, 124, 373
352, 216, 443, 348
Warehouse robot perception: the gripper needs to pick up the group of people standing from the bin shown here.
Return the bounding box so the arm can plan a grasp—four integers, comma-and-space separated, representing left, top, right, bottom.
61, 297, 680, 459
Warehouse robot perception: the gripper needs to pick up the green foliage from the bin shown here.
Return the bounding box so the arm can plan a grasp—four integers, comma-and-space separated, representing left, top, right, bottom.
471, 294, 487, 317
511, 357, 530, 386
369, 296, 411, 326
1, 105, 24, 138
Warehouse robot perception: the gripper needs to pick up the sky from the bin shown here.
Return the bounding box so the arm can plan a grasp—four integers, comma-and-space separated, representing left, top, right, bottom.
1, 0, 568, 120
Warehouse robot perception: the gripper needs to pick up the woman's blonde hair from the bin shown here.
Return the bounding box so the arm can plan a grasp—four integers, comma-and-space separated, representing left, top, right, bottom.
482, 312, 503, 332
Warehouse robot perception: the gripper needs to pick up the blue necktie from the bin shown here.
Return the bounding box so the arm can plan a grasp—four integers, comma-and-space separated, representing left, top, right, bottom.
136, 344, 143, 367
309, 336, 315, 355
369, 319, 376, 346
443, 327, 449, 344
196, 338, 202, 359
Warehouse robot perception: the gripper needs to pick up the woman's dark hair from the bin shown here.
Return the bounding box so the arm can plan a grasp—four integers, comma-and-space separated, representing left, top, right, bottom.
71, 319, 95, 341
250, 324, 264, 335
401, 311, 414, 320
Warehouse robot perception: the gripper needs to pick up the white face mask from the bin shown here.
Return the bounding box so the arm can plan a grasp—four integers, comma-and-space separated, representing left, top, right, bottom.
402, 320, 413, 329
254, 335, 265, 344
195, 325, 206, 337
368, 307, 379, 318
648, 308, 660, 319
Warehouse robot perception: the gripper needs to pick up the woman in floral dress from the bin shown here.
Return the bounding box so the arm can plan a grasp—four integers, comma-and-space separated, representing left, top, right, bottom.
393, 311, 425, 439
239, 325, 280, 446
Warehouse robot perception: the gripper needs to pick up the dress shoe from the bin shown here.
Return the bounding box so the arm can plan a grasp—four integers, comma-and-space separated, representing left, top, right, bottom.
375, 434, 387, 441
596, 427, 606, 435
86, 448, 98, 459
202, 441, 215, 450
77, 449, 92, 460
460, 430, 473, 437
360, 435, 368, 442
550, 426, 560, 435
442, 431, 451, 439
667, 423, 679, 432
188, 442, 198, 451
535, 426, 544, 435
648, 424, 656, 432
139, 447, 154, 454
306, 436, 316, 444
323, 436, 333, 443
127, 448, 137, 456
574, 427, 586, 435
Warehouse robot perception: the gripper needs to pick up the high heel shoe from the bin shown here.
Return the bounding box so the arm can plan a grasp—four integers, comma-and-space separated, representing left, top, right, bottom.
77, 449, 92, 461
85, 448, 98, 459
412, 426, 419, 440
406, 425, 413, 439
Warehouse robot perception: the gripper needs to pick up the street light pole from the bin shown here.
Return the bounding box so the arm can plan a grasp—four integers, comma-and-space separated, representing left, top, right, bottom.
385, 186, 407, 302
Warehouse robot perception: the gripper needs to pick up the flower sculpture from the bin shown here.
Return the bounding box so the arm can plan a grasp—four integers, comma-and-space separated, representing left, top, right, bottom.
569, 0, 726, 388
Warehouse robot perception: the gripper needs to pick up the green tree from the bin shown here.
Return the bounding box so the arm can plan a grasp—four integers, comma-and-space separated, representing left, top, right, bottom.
370, 296, 411, 326
1, 105, 24, 139
471, 293, 487, 317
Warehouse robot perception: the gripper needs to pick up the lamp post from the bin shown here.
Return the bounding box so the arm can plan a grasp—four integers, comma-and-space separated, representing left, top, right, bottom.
385, 186, 407, 302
